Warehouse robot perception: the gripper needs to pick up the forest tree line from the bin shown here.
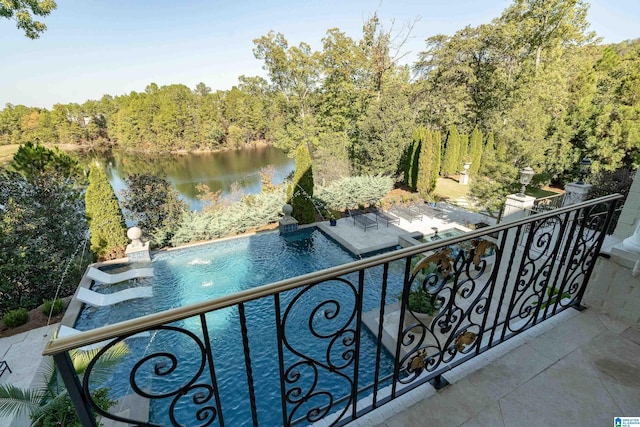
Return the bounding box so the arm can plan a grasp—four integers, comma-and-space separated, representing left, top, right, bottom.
1, 0, 639, 193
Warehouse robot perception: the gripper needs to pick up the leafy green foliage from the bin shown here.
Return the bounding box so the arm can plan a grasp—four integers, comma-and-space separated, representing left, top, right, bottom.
86, 166, 128, 260
120, 174, 187, 247
3, 308, 28, 327
0, 0, 56, 39
441, 126, 461, 177
0, 343, 127, 426
315, 175, 394, 210
469, 126, 483, 175
288, 144, 316, 224
9, 142, 81, 182
41, 299, 64, 316
172, 187, 287, 245
415, 127, 434, 197
431, 130, 442, 190
0, 170, 88, 315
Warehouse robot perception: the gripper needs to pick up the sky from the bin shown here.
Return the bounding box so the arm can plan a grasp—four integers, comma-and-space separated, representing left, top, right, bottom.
1, 0, 639, 109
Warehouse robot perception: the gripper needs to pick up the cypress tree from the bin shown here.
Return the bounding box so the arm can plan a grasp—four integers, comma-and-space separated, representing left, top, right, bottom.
441, 125, 460, 177
480, 132, 495, 176
85, 166, 128, 260
408, 127, 424, 189
431, 130, 442, 190
459, 133, 469, 168
416, 127, 434, 197
288, 144, 316, 224
469, 126, 483, 175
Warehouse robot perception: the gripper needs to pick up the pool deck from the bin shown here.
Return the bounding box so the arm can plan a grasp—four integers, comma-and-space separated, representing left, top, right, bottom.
318, 202, 494, 256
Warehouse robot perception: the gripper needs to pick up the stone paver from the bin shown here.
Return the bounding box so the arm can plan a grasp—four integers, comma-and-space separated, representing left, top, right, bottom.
366, 309, 638, 427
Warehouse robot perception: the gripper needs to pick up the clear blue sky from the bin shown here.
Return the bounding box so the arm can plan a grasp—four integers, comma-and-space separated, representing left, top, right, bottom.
1, 0, 638, 108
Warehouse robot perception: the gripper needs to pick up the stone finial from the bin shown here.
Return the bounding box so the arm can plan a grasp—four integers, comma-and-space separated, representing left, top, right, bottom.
283, 204, 293, 218
127, 226, 144, 248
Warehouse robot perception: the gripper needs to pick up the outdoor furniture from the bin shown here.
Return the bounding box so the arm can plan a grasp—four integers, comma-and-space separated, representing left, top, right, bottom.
77, 286, 153, 307
371, 207, 400, 227
87, 266, 154, 284
0, 360, 11, 378
391, 205, 423, 222
349, 209, 378, 232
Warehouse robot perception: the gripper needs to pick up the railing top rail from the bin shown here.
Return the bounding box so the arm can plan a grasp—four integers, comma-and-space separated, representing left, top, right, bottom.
534, 192, 565, 202
43, 193, 622, 356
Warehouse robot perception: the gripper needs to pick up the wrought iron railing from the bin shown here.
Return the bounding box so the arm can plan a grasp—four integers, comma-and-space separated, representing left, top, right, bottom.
43, 194, 622, 427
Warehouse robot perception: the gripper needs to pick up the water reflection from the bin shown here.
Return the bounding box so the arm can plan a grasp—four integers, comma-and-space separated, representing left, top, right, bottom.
82, 147, 294, 211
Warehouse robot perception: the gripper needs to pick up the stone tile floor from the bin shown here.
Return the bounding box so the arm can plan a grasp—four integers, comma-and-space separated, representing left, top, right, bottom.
355, 308, 640, 427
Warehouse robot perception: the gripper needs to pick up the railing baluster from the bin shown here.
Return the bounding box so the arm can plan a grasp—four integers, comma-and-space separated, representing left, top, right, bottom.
372, 262, 389, 409
350, 269, 365, 421
274, 293, 288, 427
491, 226, 522, 346
53, 352, 98, 427
238, 303, 259, 427
391, 256, 413, 399
200, 313, 225, 427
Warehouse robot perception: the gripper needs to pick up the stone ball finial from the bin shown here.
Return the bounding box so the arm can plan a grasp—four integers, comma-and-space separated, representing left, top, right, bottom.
283, 204, 293, 217
127, 227, 143, 247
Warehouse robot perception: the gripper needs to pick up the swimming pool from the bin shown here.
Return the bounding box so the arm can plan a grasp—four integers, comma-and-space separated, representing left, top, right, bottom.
76, 227, 406, 426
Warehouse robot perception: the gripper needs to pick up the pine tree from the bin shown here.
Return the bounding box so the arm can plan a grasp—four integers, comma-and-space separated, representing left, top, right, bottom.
469, 126, 483, 175
288, 144, 316, 224
431, 130, 442, 190
416, 127, 434, 197
85, 166, 128, 261
441, 125, 460, 177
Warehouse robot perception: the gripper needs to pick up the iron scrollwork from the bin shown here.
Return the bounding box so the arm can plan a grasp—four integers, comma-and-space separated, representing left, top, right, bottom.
279, 278, 358, 426
82, 325, 221, 427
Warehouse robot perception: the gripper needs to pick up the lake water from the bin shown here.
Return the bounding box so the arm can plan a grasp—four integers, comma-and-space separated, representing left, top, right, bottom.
82, 146, 295, 211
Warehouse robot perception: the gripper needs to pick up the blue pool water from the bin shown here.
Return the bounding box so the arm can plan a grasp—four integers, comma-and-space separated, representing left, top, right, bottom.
75, 228, 406, 426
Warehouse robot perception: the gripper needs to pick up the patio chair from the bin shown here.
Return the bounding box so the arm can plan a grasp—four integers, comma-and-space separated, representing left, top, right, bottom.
77, 286, 153, 307
87, 266, 154, 285
0, 360, 11, 378
390, 205, 423, 222
349, 209, 378, 232
370, 206, 400, 227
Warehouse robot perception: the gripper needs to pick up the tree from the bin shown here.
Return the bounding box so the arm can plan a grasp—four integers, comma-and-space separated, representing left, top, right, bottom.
415, 127, 435, 196
120, 174, 187, 247
0, 171, 87, 314
9, 142, 81, 182
469, 126, 483, 175
1, 0, 56, 39
441, 126, 460, 177
288, 144, 315, 224
430, 130, 442, 190
85, 166, 128, 261
404, 130, 421, 189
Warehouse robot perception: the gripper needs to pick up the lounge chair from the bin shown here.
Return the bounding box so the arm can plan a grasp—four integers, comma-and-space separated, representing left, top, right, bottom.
76, 286, 153, 307
390, 205, 423, 222
370, 207, 400, 227
349, 209, 378, 231
0, 360, 11, 378
87, 266, 154, 284
410, 202, 443, 219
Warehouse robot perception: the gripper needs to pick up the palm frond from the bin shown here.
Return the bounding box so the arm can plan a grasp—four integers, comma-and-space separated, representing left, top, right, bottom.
0, 383, 48, 418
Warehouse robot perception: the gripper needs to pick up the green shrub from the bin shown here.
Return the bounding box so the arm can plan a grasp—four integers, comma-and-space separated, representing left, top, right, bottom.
3, 308, 29, 327
315, 175, 394, 210
41, 299, 65, 316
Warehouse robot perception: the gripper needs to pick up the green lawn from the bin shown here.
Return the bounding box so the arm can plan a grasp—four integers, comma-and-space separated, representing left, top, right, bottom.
434, 177, 470, 201
525, 187, 562, 198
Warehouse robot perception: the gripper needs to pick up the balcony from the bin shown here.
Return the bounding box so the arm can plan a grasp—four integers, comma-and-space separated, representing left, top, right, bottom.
39, 194, 638, 426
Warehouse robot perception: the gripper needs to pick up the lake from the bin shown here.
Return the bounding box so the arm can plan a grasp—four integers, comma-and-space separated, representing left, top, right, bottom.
82, 146, 295, 211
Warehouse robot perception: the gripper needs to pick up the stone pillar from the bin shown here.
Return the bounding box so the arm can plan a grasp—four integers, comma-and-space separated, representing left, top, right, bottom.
459, 171, 469, 185
562, 182, 592, 206
501, 193, 535, 223
125, 227, 151, 262
279, 204, 298, 234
